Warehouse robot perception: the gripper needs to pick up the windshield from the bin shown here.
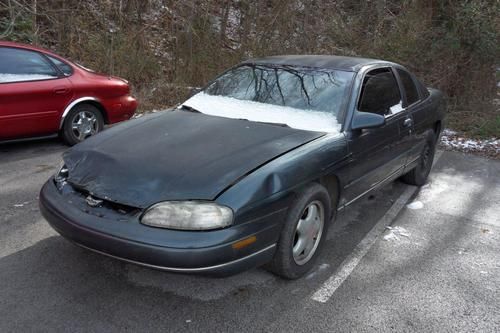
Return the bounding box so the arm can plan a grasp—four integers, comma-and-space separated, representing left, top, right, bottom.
182, 64, 354, 133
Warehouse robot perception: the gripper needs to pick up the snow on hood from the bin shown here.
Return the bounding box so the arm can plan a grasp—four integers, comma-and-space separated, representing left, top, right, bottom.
183, 92, 341, 133
0, 74, 57, 83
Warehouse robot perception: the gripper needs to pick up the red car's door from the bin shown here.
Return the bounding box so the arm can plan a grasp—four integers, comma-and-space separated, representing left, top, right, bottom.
0, 46, 73, 140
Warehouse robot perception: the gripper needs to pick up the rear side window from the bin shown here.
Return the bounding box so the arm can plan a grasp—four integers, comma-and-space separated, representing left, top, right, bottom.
417, 78, 430, 98
47, 55, 73, 76
358, 68, 403, 116
397, 69, 419, 105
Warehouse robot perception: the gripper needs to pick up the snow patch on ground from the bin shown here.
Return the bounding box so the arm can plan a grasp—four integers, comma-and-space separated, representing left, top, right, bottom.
183, 92, 341, 133
0, 74, 57, 83
407, 201, 424, 210
440, 128, 499, 157
418, 179, 450, 203
383, 226, 410, 241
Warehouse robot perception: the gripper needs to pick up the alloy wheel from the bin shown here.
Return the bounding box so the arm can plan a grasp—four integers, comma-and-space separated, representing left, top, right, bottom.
71, 110, 98, 141
293, 200, 325, 265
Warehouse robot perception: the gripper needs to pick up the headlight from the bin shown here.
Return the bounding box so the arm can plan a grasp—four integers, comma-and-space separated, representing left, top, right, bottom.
140, 201, 233, 230
55, 161, 69, 183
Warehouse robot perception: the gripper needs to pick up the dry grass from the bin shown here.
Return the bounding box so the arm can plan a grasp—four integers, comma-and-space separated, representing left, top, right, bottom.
1, 0, 498, 138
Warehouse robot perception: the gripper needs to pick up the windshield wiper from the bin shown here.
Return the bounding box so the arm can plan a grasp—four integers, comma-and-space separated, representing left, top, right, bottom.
238, 118, 290, 128
180, 105, 201, 113
179, 107, 289, 127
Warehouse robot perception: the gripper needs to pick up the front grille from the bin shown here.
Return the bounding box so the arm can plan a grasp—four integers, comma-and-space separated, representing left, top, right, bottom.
68, 183, 141, 216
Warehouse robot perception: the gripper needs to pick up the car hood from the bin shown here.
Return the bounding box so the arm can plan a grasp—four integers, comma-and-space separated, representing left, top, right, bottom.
63, 110, 325, 208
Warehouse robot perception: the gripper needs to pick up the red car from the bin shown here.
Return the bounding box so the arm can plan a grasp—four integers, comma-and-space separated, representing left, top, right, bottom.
0, 41, 137, 145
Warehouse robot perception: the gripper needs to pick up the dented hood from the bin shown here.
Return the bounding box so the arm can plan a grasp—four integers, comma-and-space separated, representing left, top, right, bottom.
64, 110, 324, 208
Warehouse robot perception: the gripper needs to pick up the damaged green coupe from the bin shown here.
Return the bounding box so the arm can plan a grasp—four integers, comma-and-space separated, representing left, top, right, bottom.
40, 55, 444, 279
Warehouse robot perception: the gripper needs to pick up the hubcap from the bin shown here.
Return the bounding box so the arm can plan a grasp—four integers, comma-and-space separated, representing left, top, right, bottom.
293, 200, 324, 266
72, 111, 98, 141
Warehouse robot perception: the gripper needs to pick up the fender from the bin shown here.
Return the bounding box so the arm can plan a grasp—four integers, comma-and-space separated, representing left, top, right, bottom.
59, 97, 100, 129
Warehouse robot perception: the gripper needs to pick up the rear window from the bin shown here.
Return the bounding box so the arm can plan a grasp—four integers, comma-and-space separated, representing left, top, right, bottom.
397, 69, 419, 105
47, 55, 73, 76
417, 79, 430, 98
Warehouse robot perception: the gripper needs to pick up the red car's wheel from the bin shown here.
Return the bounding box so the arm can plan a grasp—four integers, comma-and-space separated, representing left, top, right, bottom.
61, 103, 104, 146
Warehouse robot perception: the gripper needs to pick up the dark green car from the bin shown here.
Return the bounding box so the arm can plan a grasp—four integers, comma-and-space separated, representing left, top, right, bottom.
40, 55, 445, 279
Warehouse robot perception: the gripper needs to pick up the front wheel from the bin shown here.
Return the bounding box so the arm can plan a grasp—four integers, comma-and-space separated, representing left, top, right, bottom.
267, 183, 332, 279
61, 104, 104, 146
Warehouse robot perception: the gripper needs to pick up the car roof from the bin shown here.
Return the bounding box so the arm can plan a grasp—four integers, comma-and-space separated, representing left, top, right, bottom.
243, 55, 397, 72
0, 40, 62, 59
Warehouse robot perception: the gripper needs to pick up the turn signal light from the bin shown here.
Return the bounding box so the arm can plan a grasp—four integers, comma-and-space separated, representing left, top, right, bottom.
232, 236, 257, 250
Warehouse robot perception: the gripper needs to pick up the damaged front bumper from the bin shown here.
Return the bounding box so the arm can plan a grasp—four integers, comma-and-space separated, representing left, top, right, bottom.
39, 179, 281, 276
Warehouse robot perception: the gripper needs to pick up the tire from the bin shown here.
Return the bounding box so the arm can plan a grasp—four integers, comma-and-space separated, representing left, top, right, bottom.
61, 103, 104, 146
401, 131, 436, 186
267, 183, 332, 279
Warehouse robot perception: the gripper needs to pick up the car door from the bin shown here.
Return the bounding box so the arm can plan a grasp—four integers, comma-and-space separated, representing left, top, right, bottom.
0, 46, 73, 140
343, 66, 413, 205
394, 67, 426, 166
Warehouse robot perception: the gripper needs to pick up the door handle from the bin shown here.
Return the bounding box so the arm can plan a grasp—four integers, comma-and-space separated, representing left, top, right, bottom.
403, 118, 413, 128
54, 87, 69, 94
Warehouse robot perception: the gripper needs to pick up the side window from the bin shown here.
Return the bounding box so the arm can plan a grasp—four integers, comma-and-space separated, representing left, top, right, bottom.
417, 78, 430, 98
0, 47, 58, 83
358, 68, 402, 116
47, 55, 73, 76
397, 69, 419, 105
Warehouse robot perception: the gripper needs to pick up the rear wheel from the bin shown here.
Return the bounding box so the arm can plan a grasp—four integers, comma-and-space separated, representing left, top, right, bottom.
61, 104, 104, 146
267, 183, 332, 279
401, 131, 436, 186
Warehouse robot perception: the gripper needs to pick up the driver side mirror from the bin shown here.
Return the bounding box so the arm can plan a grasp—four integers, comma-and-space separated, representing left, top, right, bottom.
351, 111, 385, 130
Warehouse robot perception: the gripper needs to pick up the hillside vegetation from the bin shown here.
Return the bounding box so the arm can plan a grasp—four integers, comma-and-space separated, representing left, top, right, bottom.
1, 0, 498, 137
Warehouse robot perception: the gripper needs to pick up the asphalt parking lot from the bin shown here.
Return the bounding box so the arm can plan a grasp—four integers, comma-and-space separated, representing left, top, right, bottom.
1, 139, 499, 332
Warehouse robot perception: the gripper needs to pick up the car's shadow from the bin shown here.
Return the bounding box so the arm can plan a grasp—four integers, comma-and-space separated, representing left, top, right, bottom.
0, 137, 67, 164
0, 180, 407, 297
0, 179, 409, 330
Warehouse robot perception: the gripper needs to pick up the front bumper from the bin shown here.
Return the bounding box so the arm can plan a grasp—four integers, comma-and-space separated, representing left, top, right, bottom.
39, 180, 282, 276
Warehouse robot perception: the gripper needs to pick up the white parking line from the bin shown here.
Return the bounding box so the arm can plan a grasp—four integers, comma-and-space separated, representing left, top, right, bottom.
311, 151, 443, 303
